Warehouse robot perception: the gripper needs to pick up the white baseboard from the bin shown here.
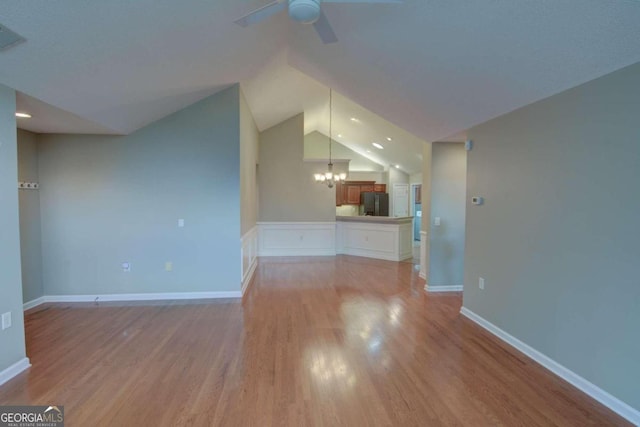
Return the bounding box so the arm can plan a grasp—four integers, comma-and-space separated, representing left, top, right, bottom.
23, 296, 46, 311
425, 284, 463, 292
460, 307, 640, 425
242, 260, 257, 296
0, 357, 30, 387
23, 291, 242, 309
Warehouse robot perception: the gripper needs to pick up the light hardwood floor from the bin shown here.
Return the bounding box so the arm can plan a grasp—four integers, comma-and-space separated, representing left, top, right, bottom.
0, 255, 630, 426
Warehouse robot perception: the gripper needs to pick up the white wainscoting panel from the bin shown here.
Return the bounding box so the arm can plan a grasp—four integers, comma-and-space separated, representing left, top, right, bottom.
419, 231, 428, 280
258, 222, 336, 256
241, 226, 258, 295
337, 221, 413, 262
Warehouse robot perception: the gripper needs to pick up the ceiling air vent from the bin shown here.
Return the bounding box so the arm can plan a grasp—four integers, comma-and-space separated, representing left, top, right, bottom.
0, 23, 26, 51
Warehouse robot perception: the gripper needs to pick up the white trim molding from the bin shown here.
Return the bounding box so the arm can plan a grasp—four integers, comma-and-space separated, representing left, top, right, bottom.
460, 307, 640, 425
0, 358, 30, 387
425, 284, 463, 292
23, 292, 242, 310
23, 296, 46, 311
419, 231, 428, 279
241, 226, 258, 295
258, 222, 336, 257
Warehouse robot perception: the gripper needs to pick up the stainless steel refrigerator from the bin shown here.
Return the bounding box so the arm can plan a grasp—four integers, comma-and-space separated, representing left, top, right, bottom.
361, 192, 389, 216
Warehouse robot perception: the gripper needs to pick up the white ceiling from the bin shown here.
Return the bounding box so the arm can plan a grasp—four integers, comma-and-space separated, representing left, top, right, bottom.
241, 54, 428, 173
2, 0, 640, 168
16, 92, 116, 134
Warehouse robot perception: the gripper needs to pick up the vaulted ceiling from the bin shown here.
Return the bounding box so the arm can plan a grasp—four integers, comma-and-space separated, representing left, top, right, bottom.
2, 1, 640, 169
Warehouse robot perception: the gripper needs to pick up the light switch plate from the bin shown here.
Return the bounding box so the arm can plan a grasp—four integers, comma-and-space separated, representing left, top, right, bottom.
122, 262, 131, 272
434, 217, 441, 226
178, 219, 185, 228
479, 277, 485, 290
165, 262, 173, 272
2, 312, 11, 330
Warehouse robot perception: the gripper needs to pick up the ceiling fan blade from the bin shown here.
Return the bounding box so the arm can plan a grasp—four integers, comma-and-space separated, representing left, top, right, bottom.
322, 0, 402, 3
313, 11, 338, 44
234, 1, 287, 27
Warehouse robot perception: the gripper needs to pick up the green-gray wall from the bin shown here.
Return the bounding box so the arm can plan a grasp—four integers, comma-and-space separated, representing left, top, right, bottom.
429, 143, 466, 288
0, 84, 27, 372
240, 89, 259, 235
258, 114, 335, 222
17, 129, 44, 303
464, 62, 640, 411
37, 86, 242, 295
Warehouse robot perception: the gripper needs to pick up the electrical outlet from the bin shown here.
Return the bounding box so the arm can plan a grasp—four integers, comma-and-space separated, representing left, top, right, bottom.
165, 262, 173, 272
178, 219, 185, 228
479, 277, 485, 290
122, 262, 131, 272
2, 312, 12, 330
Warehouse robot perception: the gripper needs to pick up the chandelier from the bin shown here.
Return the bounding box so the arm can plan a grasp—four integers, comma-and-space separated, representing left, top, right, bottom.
314, 89, 347, 188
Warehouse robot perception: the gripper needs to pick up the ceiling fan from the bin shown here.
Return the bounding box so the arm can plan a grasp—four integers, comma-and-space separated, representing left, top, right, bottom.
234, 0, 403, 44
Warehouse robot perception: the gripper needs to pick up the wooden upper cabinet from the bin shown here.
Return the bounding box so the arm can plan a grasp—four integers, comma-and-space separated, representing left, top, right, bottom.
346, 185, 362, 205
374, 184, 386, 193
335, 181, 385, 206
335, 181, 343, 206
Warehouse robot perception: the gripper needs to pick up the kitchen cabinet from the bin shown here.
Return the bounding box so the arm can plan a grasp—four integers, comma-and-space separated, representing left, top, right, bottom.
336, 181, 344, 206
336, 181, 385, 206
346, 185, 362, 204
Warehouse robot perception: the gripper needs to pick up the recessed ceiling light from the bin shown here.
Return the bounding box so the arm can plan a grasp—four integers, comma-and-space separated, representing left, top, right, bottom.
366, 150, 371, 153
395, 164, 400, 169
350, 117, 359, 123
15, 112, 32, 118
372, 142, 384, 150
386, 137, 393, 142
337, 134, 342, 138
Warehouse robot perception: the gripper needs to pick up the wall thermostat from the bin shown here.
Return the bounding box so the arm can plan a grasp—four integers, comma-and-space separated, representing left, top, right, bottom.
471, 196, 484, 205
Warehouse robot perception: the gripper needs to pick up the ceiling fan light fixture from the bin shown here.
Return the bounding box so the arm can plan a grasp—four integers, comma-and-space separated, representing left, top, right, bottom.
289, 0, 321, 24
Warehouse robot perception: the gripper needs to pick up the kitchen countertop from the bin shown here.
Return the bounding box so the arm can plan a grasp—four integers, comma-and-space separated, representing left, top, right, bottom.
336, 215, 413, 224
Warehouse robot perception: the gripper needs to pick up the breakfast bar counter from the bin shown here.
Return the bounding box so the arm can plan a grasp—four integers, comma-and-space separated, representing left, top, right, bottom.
335, 216, 413, 261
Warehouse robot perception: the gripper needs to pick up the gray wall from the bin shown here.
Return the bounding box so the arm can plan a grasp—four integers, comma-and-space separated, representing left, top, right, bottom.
464, 62, 640, 411
38, 86, 242, 295
17, 129, 44, 302
429, 143, 466, 287
240, 89, 259, 236
304, 131, 384, 172
258, 114, 335, 222
0, 84, 27, 372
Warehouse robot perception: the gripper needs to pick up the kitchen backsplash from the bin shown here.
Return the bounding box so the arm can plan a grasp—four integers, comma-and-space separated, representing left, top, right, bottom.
336, 205, 360, 216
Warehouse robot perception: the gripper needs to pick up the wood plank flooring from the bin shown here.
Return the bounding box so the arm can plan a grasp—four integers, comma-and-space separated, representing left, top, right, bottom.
0, 255, 630, 426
